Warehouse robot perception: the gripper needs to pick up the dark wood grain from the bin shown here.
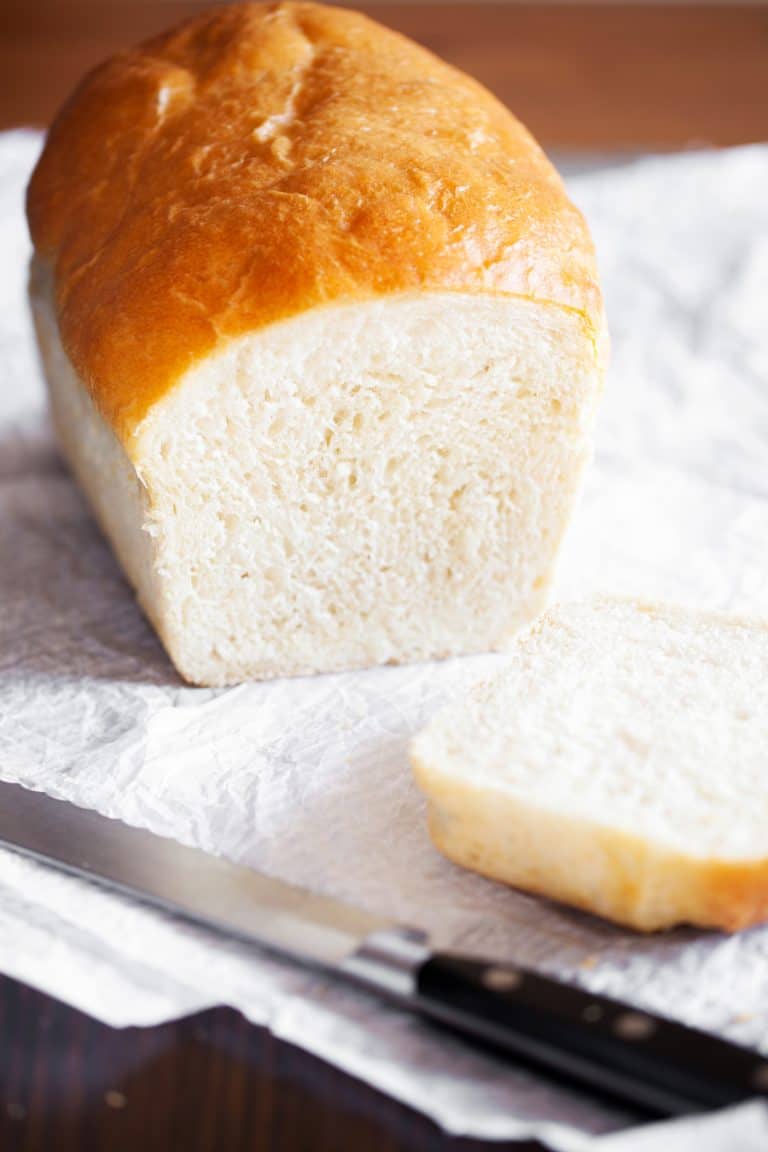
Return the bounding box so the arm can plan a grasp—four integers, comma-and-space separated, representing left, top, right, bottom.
0, 973, 547, 1152
3, 3, 768, 146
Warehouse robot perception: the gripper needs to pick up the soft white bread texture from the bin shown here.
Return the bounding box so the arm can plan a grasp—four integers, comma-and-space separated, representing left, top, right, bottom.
411, 600, 768, 933
27, 2, 605, 686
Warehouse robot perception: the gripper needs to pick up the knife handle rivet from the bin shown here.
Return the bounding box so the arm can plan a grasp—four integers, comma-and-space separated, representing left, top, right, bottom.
614, 1012, 656, 1040
582, 1004, 603, 1023
483, 966, 523, 992
752, 1063, 768, 1092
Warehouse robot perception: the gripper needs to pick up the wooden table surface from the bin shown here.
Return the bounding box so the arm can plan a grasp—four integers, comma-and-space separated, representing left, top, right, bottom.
0, 972, 553, 1152
2, 3, 766, 1150
4, 2, 768, 146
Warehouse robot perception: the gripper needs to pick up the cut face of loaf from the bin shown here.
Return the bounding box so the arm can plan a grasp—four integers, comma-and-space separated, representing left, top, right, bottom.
33, 267, 602, 685
411, 600, 768, 933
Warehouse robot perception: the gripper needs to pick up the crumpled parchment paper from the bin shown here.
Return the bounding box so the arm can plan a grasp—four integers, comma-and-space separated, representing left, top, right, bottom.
2, 130, 768, 1149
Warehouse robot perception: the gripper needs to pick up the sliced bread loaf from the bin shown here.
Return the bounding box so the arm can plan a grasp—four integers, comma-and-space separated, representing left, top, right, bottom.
410, 599, 768, 932
27, 2, 605, 686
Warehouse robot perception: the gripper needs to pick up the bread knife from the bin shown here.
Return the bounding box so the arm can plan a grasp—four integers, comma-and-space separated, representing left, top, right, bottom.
0, 778, 765, 1117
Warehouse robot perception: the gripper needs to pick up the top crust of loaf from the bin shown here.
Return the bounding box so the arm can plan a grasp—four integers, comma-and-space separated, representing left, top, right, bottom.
27, 1, 604, 447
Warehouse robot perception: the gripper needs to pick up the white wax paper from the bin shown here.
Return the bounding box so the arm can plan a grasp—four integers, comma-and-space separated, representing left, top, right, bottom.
2, 130, 768, 1148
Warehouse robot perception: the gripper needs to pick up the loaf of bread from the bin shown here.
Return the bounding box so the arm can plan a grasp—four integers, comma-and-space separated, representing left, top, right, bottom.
27, 1, 605, 685
411, 600, 768, 933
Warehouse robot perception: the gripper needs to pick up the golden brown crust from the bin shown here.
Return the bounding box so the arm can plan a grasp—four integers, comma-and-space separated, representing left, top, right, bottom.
27, 1, 603, 445
414, 755, 768, 934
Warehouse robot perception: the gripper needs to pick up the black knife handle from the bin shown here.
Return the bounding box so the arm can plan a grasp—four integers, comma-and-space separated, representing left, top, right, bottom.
416, 953, 768, 1116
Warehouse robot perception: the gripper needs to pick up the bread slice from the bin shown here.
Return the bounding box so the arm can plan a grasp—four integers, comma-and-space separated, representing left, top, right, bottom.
411, 599, 768, 932
26, 2, 605, 686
